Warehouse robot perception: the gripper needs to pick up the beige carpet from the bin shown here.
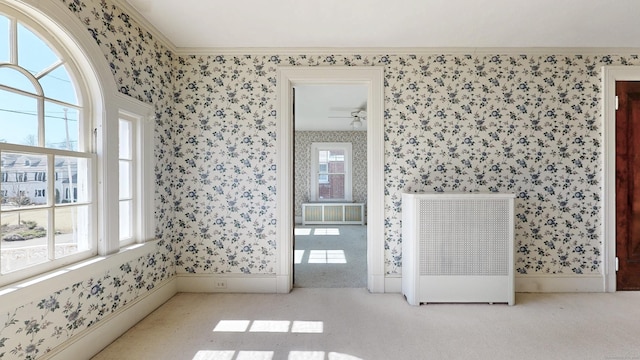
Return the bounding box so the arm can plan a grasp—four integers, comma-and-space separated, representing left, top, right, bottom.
294, 225, 367, 288
92, 289, 640, 360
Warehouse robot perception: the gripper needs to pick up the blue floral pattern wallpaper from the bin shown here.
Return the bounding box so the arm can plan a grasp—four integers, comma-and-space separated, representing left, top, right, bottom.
1, 0, 176, 358
0, 250, 172, 359
1, 0, 639, 357
172, 53, 638, 276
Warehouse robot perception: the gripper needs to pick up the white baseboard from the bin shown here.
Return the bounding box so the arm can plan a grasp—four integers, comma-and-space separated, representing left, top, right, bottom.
515, 274, 605, 293
178, 273, 605, 294
384, 275, 402, 293
44, 277, 177, 360
176, 273, 278, 293
385, 274, 605, 294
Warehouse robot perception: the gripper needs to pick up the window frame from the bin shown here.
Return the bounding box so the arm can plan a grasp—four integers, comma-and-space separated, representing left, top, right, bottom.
117, 108, 154, 247
310, 142, 352, 202
0, 4, 155, 287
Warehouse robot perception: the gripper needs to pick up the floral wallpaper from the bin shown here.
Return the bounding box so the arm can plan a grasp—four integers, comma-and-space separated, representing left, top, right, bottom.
171, 53, 640, 277
294, 131, 368, 218
0, 248, 172, 359
0, 0, 176, 359
52, 0, 635, 280
3, 0, 640, 357
58, 0, 177, 242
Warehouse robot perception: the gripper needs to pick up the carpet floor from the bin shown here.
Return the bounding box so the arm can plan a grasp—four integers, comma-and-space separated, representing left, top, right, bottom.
92, 289, 640, 360
293, 225, 367, 288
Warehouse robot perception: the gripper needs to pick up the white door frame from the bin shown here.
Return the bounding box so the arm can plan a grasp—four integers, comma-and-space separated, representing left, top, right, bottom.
276, 66, 385, 293
602, 66, 640, 292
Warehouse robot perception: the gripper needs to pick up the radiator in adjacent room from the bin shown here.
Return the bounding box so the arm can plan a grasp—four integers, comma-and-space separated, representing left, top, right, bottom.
401, 193, 515, 306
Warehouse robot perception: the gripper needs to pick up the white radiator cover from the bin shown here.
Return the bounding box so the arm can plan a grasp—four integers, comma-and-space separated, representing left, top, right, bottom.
402, 193, 515, 306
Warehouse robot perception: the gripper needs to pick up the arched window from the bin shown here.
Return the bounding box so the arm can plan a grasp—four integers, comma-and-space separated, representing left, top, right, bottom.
0, 7, 96, 282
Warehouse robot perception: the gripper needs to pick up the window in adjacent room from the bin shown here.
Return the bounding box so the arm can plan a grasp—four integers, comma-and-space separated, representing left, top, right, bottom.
310, 142, 352, 202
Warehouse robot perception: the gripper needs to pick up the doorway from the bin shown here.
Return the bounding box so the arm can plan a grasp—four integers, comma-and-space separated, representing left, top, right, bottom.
615, 81, 640, 290
293, 84, 368, 288
603, 66, 640, 292
276, 66, 385, 293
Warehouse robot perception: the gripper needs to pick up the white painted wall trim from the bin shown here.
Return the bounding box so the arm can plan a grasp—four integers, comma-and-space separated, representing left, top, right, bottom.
380, 275, 605, 294
109, 0, 178, 54
277, 66, 385, 293
515, 275, 605, 293
178, 46, 640, 57
601, 66, 640, 292
177, 274, 278, 293
44, 277, 177, 360
384, 275, 402, 293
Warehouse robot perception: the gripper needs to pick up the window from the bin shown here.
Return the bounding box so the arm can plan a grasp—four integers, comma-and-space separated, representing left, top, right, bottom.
310, 143, 352, 202
119, 115, 134, 244
0, 3, 155, 287
117, 107, 154, 247
0, 8, 95, 284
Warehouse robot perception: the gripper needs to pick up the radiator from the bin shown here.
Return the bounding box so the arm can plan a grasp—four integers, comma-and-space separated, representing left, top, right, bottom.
302, 203, 365, 225
402, 193, 515, 305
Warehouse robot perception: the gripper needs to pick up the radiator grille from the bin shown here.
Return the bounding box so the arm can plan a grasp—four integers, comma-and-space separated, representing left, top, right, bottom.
304, 206, 323, 222
344, 205, 363, 222
324, 206, 343, 221
418, 199, 509, 276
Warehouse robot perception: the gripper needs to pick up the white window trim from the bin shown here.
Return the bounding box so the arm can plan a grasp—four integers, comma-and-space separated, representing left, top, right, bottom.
310, 142, 352, 202
117, 100, 155, 246
0, 1, 154, 287
0, 6, 98, 286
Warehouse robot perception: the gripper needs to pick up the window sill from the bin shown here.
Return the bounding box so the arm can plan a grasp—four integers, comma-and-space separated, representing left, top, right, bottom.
0, 239, 164, 313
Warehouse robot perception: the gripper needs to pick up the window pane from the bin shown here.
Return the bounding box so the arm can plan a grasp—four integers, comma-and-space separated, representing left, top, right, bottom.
54, 156, 89, 204
45, 102, 78, 150
1, 208, 48, 273
1, 152, 48, 210
0, 89, 37, 145
40, 65, 78, 105
119, 200, 132, 240
318, 174, 345, 200
328, 150, 345, 173
0, 15, 8, 63
55, 205, 90, 258
119, 160, 131, 199
0, 67, 37, 94
119, 119, 132, 159
17, 22, 59, 76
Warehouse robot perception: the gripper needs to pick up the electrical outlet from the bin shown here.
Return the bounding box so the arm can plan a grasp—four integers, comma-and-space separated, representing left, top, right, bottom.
215, 280, 227, 289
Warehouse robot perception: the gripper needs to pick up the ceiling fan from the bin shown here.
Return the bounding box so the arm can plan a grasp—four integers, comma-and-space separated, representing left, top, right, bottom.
329, 108, 368, 129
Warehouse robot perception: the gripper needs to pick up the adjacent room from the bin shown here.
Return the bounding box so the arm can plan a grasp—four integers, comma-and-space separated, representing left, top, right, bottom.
1, 0, 640, 359
293, 84, 368, 288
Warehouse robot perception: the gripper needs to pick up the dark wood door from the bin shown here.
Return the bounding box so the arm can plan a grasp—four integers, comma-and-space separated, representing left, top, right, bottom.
616, 81, 640, 290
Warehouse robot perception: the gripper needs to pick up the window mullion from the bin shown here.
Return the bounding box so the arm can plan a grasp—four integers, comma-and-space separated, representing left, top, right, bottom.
38, 96, 45, 147
46, 153, 54, 261
47, 207, 54, 260
9, 15, 16, 64
35, 59, 64, 79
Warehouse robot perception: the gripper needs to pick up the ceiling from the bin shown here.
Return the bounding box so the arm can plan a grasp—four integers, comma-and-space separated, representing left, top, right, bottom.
124, 0, 640, 49
120, 0, 640, 132
294, 85, 368, 132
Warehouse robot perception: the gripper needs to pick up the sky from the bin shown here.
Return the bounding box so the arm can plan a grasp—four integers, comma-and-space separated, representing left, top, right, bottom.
0, 14, 79, 150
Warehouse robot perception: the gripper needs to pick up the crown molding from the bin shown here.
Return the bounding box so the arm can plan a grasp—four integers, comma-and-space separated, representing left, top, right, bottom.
110, 0, 177, 55
174, 46, 640, 57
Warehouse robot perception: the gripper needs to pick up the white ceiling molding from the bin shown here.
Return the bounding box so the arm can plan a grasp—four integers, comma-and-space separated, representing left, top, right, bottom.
174, 46, 640, 57
111, 0, 177, 54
